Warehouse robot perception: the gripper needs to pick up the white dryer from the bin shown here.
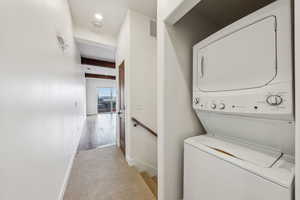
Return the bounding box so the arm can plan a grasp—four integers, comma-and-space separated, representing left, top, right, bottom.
192, 0, 293, 122
185, 0, 295, 199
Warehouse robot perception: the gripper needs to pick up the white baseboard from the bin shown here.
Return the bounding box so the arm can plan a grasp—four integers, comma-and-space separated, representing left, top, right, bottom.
126, 156, 157, 177
97, 143, 116, 149
58, 149, 77, 200
126, 155, 134, 166
58, 120, 86, 200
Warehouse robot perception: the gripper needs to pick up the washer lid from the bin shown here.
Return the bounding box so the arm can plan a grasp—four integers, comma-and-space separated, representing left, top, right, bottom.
185, 135, 295, 189
185, 135, 295, 188
186, 135, 281, 168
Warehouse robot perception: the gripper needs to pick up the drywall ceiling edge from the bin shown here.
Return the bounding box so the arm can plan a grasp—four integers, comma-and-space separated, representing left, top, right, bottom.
164, 0, 202, 24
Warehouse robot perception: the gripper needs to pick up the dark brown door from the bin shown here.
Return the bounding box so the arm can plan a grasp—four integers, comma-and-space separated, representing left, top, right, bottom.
118, 61, 126, 155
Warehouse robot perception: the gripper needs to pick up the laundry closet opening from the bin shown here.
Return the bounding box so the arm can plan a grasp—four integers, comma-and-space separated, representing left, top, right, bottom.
158, 0, 294, 199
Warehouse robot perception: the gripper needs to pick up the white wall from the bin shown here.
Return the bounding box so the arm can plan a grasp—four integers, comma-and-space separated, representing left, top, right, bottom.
0, 1, 85, 200
116, 13, 131, 155
86, 78, 117, 115
128, 11, 158, 175
116, 10, 157, 175
157, 2, 218, 199
295, 0, 300, 199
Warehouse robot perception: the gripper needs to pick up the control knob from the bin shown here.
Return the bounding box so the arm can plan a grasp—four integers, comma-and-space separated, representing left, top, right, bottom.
219, 103, 226, 110
266, 95, 283, 106
211, 103, 217, 109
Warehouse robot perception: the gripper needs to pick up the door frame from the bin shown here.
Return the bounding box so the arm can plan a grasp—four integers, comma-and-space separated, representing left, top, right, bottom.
118, 61, 126, 155
295, 0, 299, 199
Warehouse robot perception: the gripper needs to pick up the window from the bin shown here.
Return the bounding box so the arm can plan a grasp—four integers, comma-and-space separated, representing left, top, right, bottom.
97, 88, 116, 113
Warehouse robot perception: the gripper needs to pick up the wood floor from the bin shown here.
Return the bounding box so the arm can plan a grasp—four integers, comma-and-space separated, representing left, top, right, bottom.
78, 114, 116, 151
63, 147, 155, 200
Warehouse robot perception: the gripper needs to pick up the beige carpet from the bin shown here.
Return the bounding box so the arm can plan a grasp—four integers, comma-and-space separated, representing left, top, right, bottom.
63, 146, 155, 200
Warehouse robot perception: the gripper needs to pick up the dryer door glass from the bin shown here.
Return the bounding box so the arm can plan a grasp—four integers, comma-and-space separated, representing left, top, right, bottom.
197, 16, 277, 92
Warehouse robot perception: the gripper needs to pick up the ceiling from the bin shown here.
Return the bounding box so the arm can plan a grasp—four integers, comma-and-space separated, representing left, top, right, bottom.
68, 0, 157, 38
69, 0, 156, 65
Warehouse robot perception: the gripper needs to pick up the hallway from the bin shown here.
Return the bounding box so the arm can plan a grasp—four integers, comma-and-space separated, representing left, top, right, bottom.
63, 147, 155, 200
78, 114, 117, 151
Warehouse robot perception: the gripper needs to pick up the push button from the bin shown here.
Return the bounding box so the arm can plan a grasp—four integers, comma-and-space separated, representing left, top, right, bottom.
266, 95, 283, 106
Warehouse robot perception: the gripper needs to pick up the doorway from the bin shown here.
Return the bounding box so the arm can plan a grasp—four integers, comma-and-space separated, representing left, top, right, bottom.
118, 61, 126, 155
79, 85, 117, 151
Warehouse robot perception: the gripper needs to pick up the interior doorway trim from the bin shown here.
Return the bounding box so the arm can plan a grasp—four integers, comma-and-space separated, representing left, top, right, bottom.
85, 73, 116, 80
118, 61, 126, 155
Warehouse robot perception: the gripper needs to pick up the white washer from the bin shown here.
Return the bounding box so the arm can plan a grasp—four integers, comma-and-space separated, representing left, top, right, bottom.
184, 135, 294, 200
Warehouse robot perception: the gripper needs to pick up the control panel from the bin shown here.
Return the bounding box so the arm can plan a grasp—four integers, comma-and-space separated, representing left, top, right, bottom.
193, 83, 293, 121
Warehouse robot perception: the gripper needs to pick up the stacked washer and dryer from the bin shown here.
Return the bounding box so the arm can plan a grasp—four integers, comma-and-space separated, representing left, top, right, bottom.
184, 0, 295, 199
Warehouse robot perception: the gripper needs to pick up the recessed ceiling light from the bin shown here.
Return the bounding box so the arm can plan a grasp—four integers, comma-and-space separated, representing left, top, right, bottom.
94, 13, 103, 22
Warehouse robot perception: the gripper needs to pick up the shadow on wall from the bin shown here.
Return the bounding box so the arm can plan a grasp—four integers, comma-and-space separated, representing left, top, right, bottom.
159, 6, 223, 200
165, 10, 219, 132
